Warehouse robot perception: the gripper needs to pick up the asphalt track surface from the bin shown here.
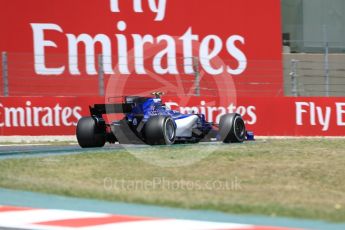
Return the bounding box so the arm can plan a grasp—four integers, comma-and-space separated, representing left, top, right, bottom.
0, 143, 131, 160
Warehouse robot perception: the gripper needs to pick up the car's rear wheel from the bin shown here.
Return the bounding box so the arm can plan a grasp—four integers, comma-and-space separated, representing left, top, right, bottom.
219, 113, 246, 143
76, 116, 106, 148
145, 116, 176, 145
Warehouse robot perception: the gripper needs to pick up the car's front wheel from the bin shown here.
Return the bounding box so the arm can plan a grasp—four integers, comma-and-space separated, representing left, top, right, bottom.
145, 116, 176, 145
219, 113, 246, 143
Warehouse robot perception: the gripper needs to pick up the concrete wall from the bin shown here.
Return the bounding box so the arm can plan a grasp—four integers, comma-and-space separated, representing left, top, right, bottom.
283, 54, 345, 96
282, 0, 345, 53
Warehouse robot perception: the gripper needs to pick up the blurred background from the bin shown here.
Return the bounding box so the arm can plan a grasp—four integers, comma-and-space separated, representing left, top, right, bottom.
282, 0, 345, 96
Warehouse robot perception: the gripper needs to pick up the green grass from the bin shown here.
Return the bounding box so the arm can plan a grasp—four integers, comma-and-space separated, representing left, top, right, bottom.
0, 139, 345, 222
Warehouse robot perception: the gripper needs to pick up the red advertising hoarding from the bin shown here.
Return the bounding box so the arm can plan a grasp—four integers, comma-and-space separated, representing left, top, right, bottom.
3, 1, 341, 136
1, 96, 345, 136
0, 0, 282, 98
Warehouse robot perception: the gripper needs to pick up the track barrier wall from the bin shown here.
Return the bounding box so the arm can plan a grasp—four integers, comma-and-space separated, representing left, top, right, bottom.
0, 96, 344, 136
1, 1, 344, 136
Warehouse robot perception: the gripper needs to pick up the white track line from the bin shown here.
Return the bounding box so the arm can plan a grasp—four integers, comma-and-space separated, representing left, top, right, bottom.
82, 219, 251, 230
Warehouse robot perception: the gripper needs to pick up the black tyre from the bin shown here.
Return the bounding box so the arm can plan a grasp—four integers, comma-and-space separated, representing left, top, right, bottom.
145, 116, 176, 145
219, 113, 246, 143
76, 117, 106, 148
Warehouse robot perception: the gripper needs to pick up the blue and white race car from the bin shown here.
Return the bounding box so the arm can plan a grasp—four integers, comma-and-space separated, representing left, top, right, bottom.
76, 92, 249, 147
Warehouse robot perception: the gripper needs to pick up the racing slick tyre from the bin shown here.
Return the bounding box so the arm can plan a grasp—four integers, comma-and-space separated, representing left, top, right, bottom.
145, 116, 176, 145
219, 113, 246, 143
76, 117, 106, 148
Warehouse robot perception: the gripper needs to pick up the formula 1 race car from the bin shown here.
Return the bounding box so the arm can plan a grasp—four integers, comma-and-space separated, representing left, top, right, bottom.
76, 92, 248, 147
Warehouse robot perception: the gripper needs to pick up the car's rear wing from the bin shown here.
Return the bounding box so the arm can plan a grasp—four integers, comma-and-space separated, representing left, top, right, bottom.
90, 103, 133, 116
